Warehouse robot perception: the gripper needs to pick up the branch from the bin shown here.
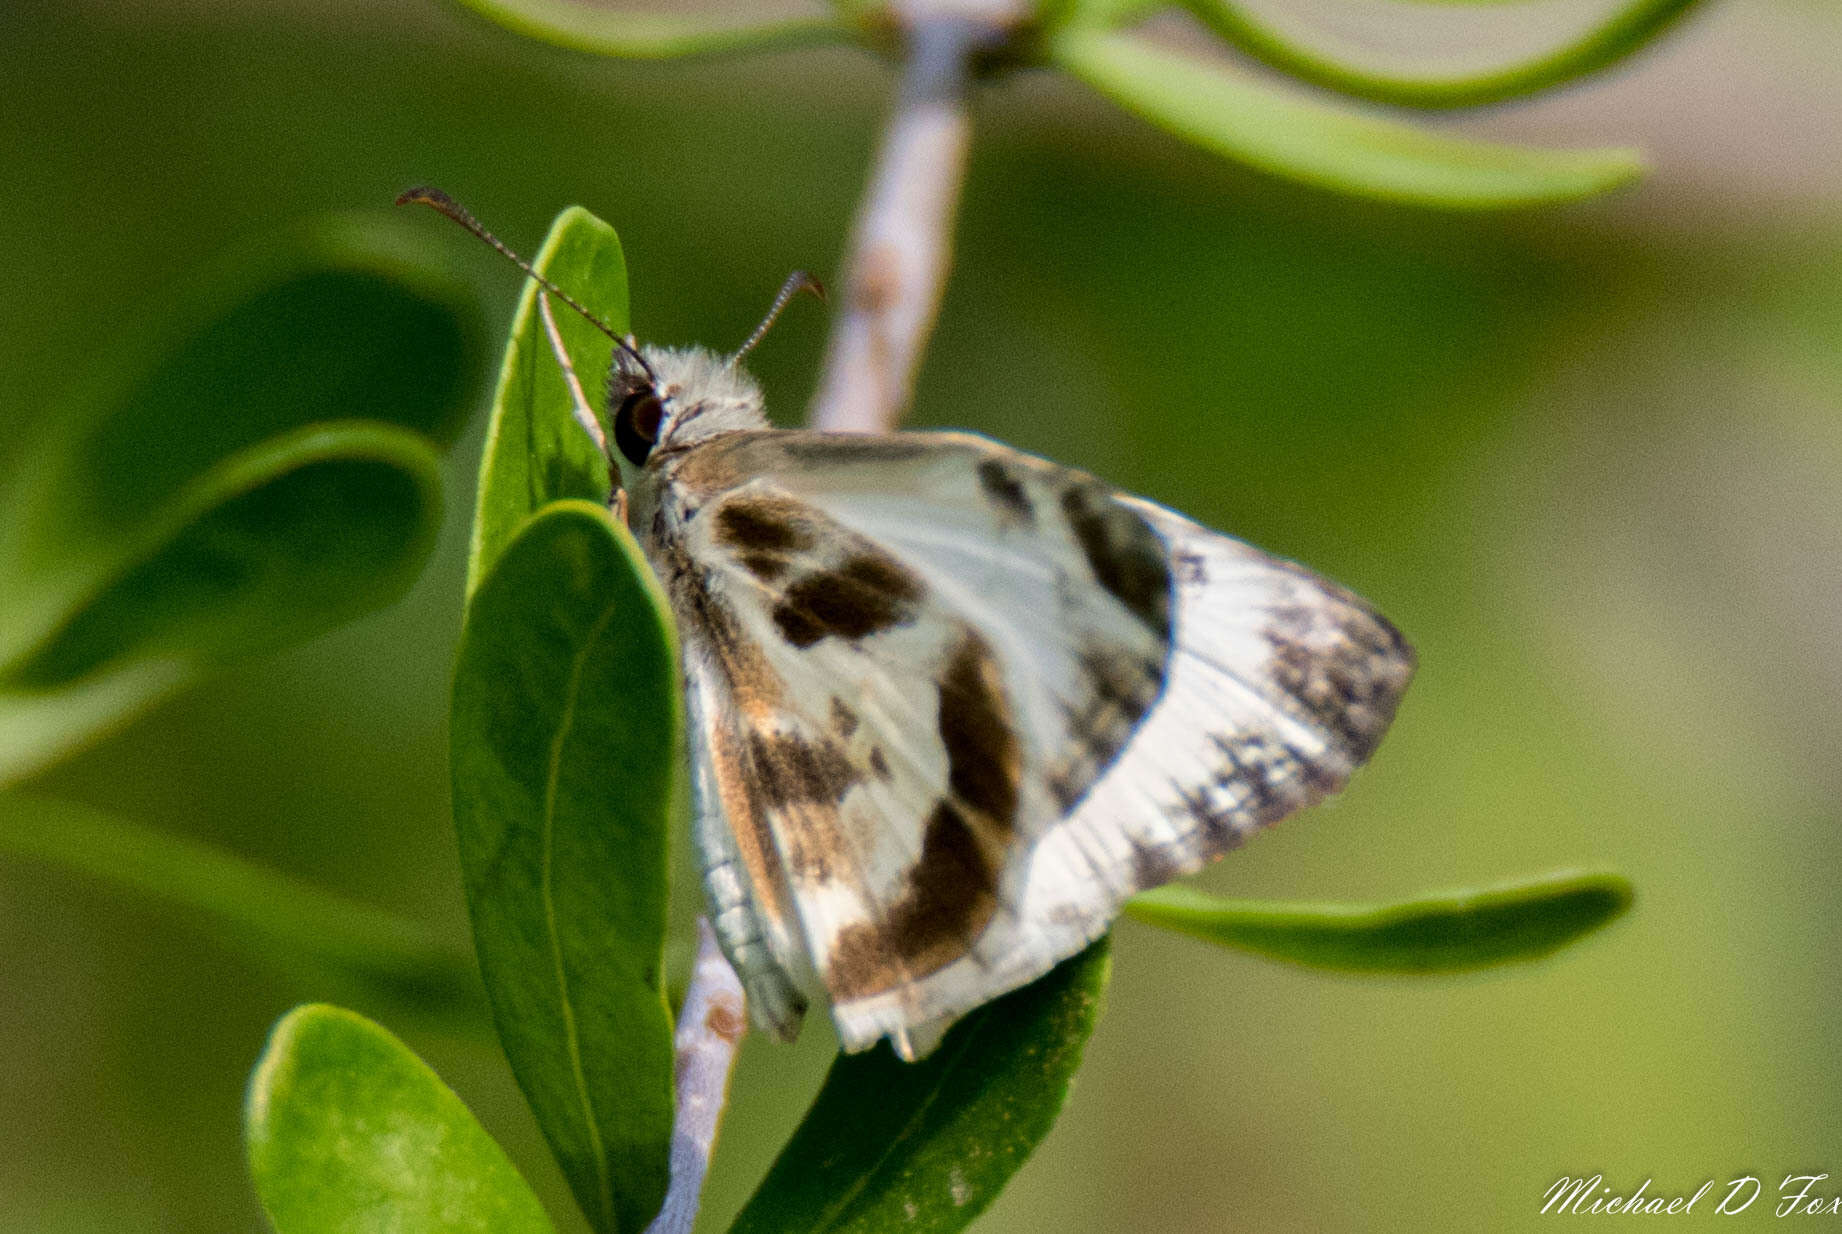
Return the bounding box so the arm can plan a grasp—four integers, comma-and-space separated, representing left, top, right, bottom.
807, 13, 989, 432
655, 9, 1024, 1228
644, 918, 747, 1234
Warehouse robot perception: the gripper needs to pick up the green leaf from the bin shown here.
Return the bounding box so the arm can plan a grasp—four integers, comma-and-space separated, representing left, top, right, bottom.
450, 0, 848, 60
467, 207, 628, 599
450, 501, 679, 1234
0, 425, 443, 785
730, 939, 1112, 1234
247, 1004, 556, 1234
0, 216, 481, 784
1050, 29, 1645, 208
1125, 869, 1633, 972
1182, 0, 1704, 109
0, 793, 481, 1024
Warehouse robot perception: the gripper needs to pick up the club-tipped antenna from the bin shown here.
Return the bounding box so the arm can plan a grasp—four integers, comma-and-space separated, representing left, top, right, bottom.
730, 271, 825, 367
396, 186, 653, 381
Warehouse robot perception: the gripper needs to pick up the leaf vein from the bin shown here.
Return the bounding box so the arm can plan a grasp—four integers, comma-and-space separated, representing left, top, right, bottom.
543, 598, 623, 1230
807, 1014, 992, 1231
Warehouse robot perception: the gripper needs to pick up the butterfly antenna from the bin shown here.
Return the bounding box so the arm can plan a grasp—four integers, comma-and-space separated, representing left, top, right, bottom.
730, 270, 825, 367
396, 186, 654, 381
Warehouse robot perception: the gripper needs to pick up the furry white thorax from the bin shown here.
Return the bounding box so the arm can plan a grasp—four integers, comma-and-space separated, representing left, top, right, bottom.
642, 345, 770, 451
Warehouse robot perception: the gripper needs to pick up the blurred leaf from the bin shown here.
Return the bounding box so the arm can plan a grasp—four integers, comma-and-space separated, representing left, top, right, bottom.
452, 0, 847, 61
730, 939, 1112, 1234
0, 793, 481, 1024
1051, 29, 1644, 208
467, 206, 627, 599
1126, 870, 1633, 972
0, 425, 443, 785
0, 217, 480, 784
450, 500, 679, 1234
1183, 0, 1703, 109
247, 1004, 556, 1234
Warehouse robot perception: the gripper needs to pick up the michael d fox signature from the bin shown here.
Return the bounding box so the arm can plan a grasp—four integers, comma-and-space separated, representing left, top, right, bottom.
1545, 1175, 1842, 1217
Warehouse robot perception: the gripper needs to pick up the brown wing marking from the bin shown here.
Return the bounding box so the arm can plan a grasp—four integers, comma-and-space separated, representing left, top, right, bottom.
823, 628, 1022, 1002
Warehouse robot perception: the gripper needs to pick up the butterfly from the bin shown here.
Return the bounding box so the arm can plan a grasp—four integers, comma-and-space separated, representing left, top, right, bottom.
404, 188, 1415, 1061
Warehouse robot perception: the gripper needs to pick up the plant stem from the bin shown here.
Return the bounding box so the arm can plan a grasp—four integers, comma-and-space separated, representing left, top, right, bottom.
808, 14, 986, 432
664, 11, 1019, 1228
645, 919, 747, 1234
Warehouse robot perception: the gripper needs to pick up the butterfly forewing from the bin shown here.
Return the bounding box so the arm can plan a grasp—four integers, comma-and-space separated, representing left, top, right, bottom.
647, 430, 1413, 1058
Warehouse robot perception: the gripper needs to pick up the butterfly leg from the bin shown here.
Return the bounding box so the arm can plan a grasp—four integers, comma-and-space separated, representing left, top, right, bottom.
536, 291, 624, 513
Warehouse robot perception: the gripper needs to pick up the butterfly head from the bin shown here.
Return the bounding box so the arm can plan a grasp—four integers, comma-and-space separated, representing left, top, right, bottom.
609, 344, 769, 466
607, 268, 824, 467
392, 188, 821, 471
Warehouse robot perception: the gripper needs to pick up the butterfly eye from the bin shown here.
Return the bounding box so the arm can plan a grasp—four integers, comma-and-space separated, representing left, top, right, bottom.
614, 390, 665, 466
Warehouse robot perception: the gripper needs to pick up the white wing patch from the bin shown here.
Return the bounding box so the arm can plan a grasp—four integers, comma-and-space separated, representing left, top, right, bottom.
645, 431, 1413, 1058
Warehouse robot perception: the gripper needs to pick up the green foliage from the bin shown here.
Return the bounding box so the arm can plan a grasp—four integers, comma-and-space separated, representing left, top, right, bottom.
1182, 0, 1706, 109
1126, 870, 1633, 972
452, 0, 847, 60
0, 794, 481, 1024
0, 217, 480, 785
468, 207, 627, 597
247, 1005, 556, 1234
451, 204, 677, 1234
445, 205, 1128, 1234
1050, 29, 1643, 209
450, 498, 679, 1234
447, 0, 1691, 210
731, 941, 1112, 1234
429, 201, 1638, 1233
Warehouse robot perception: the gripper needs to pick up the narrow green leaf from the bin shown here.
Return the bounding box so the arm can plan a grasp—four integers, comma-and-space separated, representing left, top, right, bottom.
0, 216, 480, 783
730, 940, 1112, 1234
1183, 0, 1704, 109
450, 500, 678, 1234
467, 207, 628, 599
451, 0, 848, 60
247, 1004, 556, 1234
1125, 870, 1633, 972
0, 794, 481, 1023
0, 424, 443, 785
1051, 29, 1645, 208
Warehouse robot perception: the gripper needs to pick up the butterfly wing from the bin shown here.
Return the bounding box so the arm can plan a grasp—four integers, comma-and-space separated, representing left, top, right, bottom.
649, 430, 1413, 1058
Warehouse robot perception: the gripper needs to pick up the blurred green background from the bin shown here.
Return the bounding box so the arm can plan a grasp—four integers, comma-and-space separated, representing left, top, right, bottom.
5, 0, 1841, 1229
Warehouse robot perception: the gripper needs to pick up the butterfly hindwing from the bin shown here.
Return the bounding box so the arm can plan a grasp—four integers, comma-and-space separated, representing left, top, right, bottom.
648, 430, 1413, 1057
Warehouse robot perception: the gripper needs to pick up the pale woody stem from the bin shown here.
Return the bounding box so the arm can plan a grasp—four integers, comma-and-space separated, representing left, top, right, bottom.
808, 15, 984, 433
660, 15, 994, 1230
643, 919, 747, 1234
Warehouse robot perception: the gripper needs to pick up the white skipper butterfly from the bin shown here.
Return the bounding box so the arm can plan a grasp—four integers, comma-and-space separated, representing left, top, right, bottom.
405, 188, 1415, 1060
